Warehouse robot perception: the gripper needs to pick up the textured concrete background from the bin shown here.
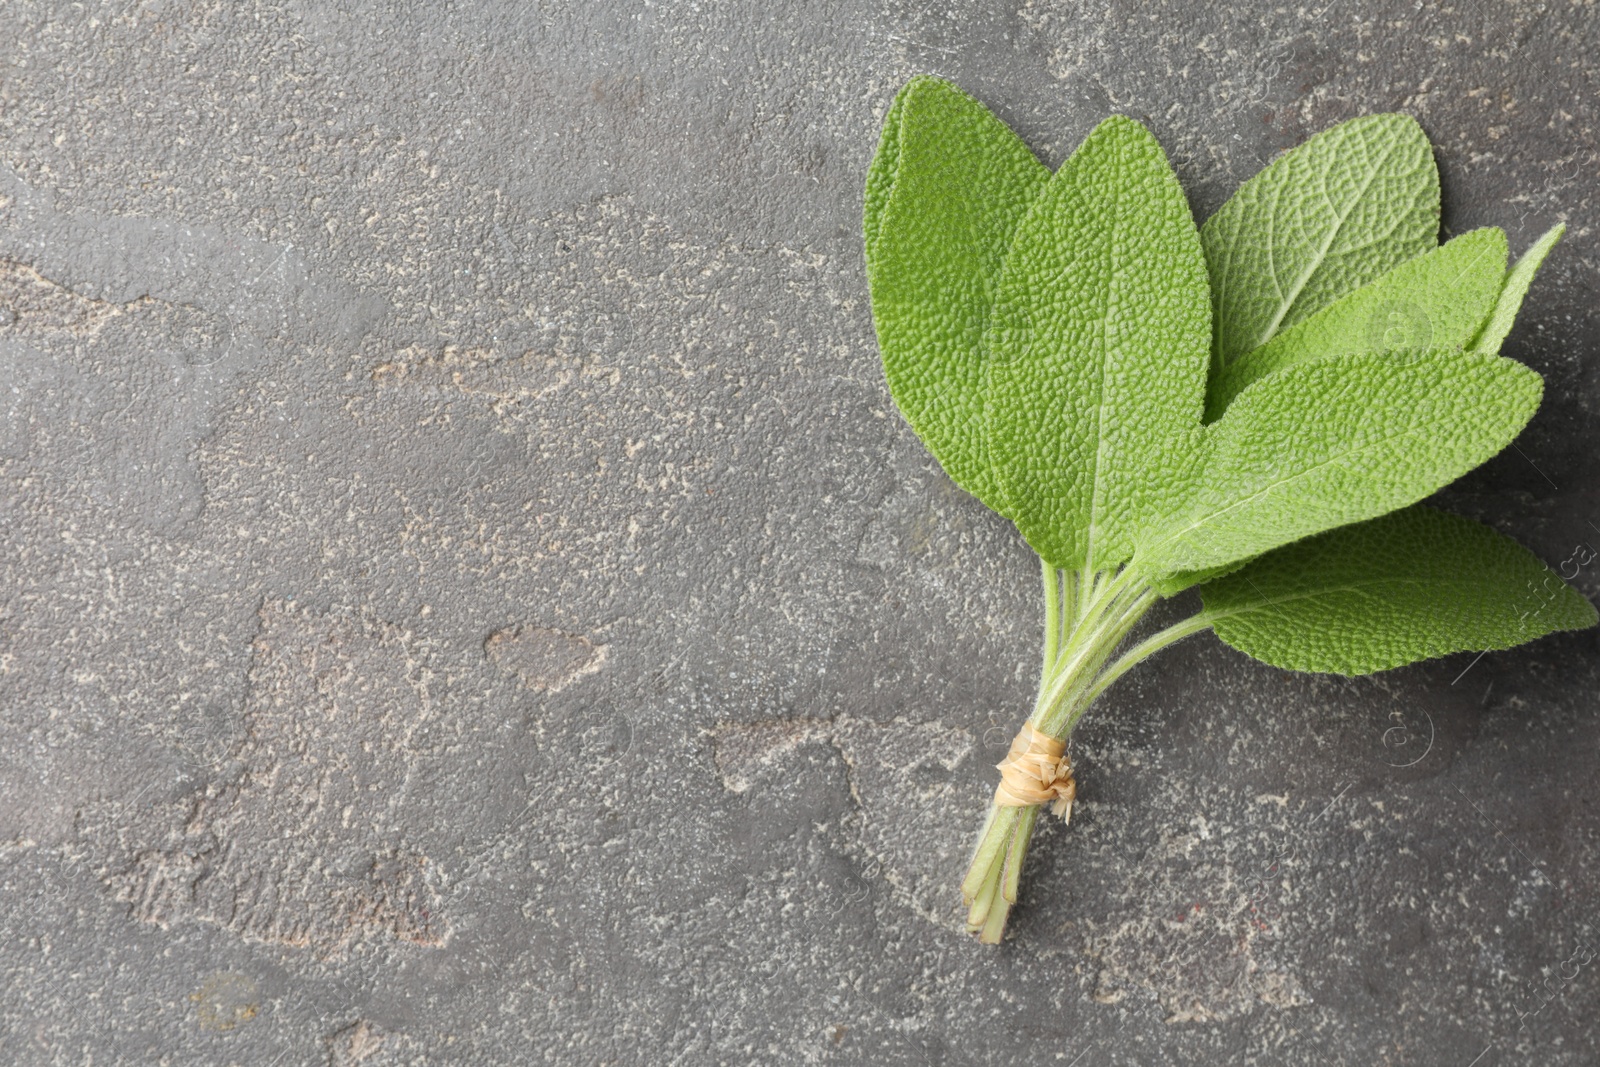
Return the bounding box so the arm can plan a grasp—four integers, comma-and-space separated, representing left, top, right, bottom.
1, 1, 1597, 1064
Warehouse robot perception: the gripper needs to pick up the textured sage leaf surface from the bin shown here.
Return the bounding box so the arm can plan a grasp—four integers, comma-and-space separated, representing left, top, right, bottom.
984, 116, 1210, 570
1203, 114, 1439, 368
1207, 227, 1508, 419
865, 76, 1049, 512
1135, 349, 1544, 577
1147, 560, 1249, 598
1470, 223, 1565, 357
862, 85, 909, 264
1202, 506, 1598, 674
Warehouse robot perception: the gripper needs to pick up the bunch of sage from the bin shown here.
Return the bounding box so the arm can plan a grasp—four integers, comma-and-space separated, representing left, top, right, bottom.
863, 76, 1595, 942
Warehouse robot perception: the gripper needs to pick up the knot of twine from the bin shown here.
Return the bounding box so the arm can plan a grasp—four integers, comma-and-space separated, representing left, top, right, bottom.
993, 722, 1076, 822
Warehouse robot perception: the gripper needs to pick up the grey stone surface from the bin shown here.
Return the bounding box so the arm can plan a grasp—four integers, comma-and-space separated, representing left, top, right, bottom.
1, 1, 1597, 1063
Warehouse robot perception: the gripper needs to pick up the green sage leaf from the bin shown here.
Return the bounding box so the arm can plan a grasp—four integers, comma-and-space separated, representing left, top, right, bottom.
1207, 227, 1508, 419
1469, 223, 1565, 356
865, 76, 1050, 513
1135, 349, 1543, 577
1203, 114, 1439, 368
1201, 505, 1597, 674
985, 115, 1211, 570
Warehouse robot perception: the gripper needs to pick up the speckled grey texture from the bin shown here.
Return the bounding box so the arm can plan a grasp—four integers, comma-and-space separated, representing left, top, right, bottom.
1, 2, 1597, 1064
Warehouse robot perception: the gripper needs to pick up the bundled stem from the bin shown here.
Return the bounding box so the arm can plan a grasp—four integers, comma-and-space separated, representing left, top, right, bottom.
961, 560, 1210, 941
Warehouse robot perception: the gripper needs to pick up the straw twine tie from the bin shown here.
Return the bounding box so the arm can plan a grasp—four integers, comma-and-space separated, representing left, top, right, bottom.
993, 722, 1076, 821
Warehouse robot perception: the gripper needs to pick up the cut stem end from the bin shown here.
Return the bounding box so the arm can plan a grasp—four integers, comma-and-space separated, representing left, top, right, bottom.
961, 801, 1042, 942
